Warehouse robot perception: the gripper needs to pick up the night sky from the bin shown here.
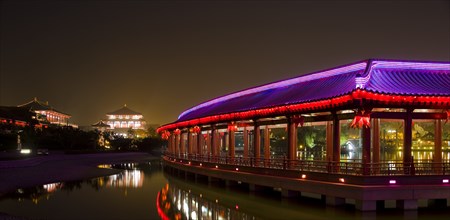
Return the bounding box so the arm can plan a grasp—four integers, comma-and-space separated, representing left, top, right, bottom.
1, 0, 449, 126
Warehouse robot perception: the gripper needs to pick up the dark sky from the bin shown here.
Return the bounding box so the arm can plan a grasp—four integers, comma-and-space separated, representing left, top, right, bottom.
1, 0, 449, 126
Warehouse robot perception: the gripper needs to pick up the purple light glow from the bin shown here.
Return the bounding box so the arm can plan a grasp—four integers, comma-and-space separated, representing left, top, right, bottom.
443, 179, 449, 183
178, 62, 368, 120
177, 60, 450, 121
389, 180, 396, 184
373, 61, 450, 70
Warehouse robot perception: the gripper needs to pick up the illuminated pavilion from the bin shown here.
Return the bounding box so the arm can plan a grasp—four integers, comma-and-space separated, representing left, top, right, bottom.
105, 104, 147, 137
17, 98, 75, 127
159, 59, 450, 211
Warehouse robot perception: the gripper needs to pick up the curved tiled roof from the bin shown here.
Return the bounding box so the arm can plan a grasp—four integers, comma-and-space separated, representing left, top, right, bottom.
18, 98, 70, 116
92, 120, 110, 128
176, 59, 450, 123
107, 105, 142, 115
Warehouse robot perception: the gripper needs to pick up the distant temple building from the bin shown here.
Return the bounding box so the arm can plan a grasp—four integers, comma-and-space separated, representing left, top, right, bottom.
17, 98, 76, 127
105, 104, 147, 137
91, 120, 110, 132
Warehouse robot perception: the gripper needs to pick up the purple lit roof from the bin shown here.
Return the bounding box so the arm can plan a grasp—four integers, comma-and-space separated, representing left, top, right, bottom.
178, 59, 450, 122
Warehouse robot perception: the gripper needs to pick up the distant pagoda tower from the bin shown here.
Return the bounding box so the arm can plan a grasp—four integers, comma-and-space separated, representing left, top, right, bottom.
105, 104, 147, 137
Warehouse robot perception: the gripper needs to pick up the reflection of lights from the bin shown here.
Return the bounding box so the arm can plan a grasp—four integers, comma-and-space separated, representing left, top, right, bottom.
97, 164, 112, 169
106, 170, 144, 188
443, 179, 449, 183
43, 182, 61, 193
389, 180, 396, 184
191, 211, 197, 220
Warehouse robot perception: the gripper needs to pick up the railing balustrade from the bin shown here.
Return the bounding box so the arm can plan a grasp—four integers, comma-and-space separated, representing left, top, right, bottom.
164, 152, 450, 176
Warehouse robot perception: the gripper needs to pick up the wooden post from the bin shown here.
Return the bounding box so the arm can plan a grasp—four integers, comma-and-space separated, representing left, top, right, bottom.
287, 117, 297, 168
404, 109, 413, 175
243, 127, 249, 158
229, 129, 235, 163
188, 131, 193, 158
332, 113, 340, 172
362, 125, 371, 175
332, 113, 340, 162
254, 122, 261, 166
434, 119, 442, 174
206, 132, 211, 157
167, 133, 174, 154
372, 118, 380, 174
180, 132, 186, 158
264, 126, 270, 167
211, 126, 216, 157
326, 121, 333, 162
197, 132, 202, 158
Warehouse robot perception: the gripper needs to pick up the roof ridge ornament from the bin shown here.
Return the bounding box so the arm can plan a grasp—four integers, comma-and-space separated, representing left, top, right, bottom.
355, 60, 375, 89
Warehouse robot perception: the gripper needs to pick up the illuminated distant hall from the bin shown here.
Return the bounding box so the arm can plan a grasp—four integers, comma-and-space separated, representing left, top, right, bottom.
105, 104, 147, 137
17, 97, 76, 128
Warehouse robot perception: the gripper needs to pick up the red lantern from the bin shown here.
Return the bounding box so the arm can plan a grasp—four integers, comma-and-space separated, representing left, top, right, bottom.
228, 122, 238, 131
193, 126, 201, 134
161, 130, 170, 140
350, 109, 371, 128
174, 129, 181, 135
292, 115, 304, 127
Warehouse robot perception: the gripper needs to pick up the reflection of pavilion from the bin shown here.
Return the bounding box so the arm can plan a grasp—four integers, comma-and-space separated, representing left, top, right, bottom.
159, 59, 450, 211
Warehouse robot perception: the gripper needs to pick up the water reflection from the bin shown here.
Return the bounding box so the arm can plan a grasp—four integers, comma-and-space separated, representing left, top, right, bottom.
2, 163, 145, 205
2, 161, 450, 220
157, 183, 256, 220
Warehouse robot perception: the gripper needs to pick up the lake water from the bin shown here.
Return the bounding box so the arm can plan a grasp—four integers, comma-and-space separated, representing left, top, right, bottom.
1, 161, 449, 220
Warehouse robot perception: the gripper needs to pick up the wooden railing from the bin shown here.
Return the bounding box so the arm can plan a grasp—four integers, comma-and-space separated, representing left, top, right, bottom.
165, 153, 450, 176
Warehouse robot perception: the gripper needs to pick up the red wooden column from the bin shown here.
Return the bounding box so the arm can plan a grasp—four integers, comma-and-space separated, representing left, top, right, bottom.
211, 126, 216, 157
228, 129, 235, 163
434, 119, 442, 173
197, 132, 202, 158
372, 118, 380, 164
188, 131, 193, 158
253, 122, 261, 166
206, 132, 211, 157
167, 133, 174, 153
287, 117, 297, 168
372, 118, 380, 175
362, 126, 371, 175
169, 135, 179, 156
403, 108, 413, 174
243, 127, 249, 158
173, 133, 178, 155
326, 121, 333, 162
180, 132, 186, 158
332, 112, 340, 172
264, 126, 270, 167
